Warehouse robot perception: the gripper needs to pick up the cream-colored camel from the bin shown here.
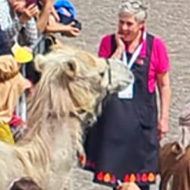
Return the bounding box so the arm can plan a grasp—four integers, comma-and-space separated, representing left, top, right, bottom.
0, 45, 134, 190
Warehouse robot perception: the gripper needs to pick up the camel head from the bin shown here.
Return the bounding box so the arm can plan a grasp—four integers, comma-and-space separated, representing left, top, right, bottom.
33, 45, 134, 125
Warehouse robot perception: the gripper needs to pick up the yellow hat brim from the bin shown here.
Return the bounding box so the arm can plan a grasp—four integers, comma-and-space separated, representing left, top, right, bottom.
14, 47, 33, 64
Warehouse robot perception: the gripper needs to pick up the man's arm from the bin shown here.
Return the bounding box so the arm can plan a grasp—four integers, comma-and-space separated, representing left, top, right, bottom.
157, 72, 171, 140
45, 22, 80, 37
36, 0, 55, 34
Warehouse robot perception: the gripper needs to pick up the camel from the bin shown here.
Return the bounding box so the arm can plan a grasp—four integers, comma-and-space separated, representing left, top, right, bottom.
0, 45, 134, 190
160, 101, 190, 190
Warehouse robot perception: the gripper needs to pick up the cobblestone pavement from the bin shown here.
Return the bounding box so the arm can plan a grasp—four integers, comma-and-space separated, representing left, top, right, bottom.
58, 0, 190, 189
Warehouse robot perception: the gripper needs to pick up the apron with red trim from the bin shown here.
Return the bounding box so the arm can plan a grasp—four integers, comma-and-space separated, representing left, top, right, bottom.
85, 33, 159, 187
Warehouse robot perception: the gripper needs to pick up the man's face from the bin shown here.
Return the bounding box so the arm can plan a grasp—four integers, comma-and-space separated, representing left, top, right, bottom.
118, 14, 144, 42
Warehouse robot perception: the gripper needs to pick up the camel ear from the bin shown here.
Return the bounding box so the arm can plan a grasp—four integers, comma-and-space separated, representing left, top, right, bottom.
64, 59, 78, 78
34, 54, 46, 73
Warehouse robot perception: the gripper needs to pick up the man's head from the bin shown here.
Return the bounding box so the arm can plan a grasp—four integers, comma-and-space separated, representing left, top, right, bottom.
117, 0, 147, 42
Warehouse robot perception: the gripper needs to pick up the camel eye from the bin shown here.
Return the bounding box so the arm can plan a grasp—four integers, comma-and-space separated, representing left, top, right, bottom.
99, 72, 105, 78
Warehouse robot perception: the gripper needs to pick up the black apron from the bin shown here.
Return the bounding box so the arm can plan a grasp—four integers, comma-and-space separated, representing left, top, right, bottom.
85, 33, 159, 187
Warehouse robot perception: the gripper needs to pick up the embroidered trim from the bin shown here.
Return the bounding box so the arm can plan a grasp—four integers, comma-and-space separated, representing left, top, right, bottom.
95, 171, 156, 184
86, 160, 156, 184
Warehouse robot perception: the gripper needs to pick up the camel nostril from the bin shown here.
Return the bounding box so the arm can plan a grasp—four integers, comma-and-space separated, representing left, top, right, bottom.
99, 72, 105, 78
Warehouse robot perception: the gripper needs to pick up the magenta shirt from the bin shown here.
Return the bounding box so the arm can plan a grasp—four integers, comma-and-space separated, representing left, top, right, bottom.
98, 33, 170, 93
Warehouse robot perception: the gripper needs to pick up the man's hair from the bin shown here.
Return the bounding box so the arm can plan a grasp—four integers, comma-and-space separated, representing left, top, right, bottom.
118, 0, 148, 22
9, 177, 43, 190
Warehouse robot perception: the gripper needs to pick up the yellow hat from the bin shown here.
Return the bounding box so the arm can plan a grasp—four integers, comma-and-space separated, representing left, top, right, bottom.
11, 43, 33, 64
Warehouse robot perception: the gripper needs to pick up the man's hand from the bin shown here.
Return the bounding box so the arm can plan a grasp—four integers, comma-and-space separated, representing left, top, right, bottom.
20, 4, 39, 24
12, 1, 26, 12
62, 23, 80, 37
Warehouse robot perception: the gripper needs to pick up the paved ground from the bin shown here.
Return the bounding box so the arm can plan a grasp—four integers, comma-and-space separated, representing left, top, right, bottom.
58, 0, 190, 189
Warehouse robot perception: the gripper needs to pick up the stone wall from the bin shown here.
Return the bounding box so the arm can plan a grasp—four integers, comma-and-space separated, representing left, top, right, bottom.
62, 0, 190, 142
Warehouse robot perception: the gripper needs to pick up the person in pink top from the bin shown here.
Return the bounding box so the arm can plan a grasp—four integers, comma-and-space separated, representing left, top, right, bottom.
85, 1, 171, 190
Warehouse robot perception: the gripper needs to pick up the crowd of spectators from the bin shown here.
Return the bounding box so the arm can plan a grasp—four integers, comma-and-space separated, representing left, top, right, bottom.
0, 0, 81, 144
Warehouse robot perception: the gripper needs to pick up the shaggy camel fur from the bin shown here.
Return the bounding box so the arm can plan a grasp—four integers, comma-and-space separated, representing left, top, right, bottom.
0, 45, 134, 190
160, 142, 190, 190
160, 101, 190, 190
